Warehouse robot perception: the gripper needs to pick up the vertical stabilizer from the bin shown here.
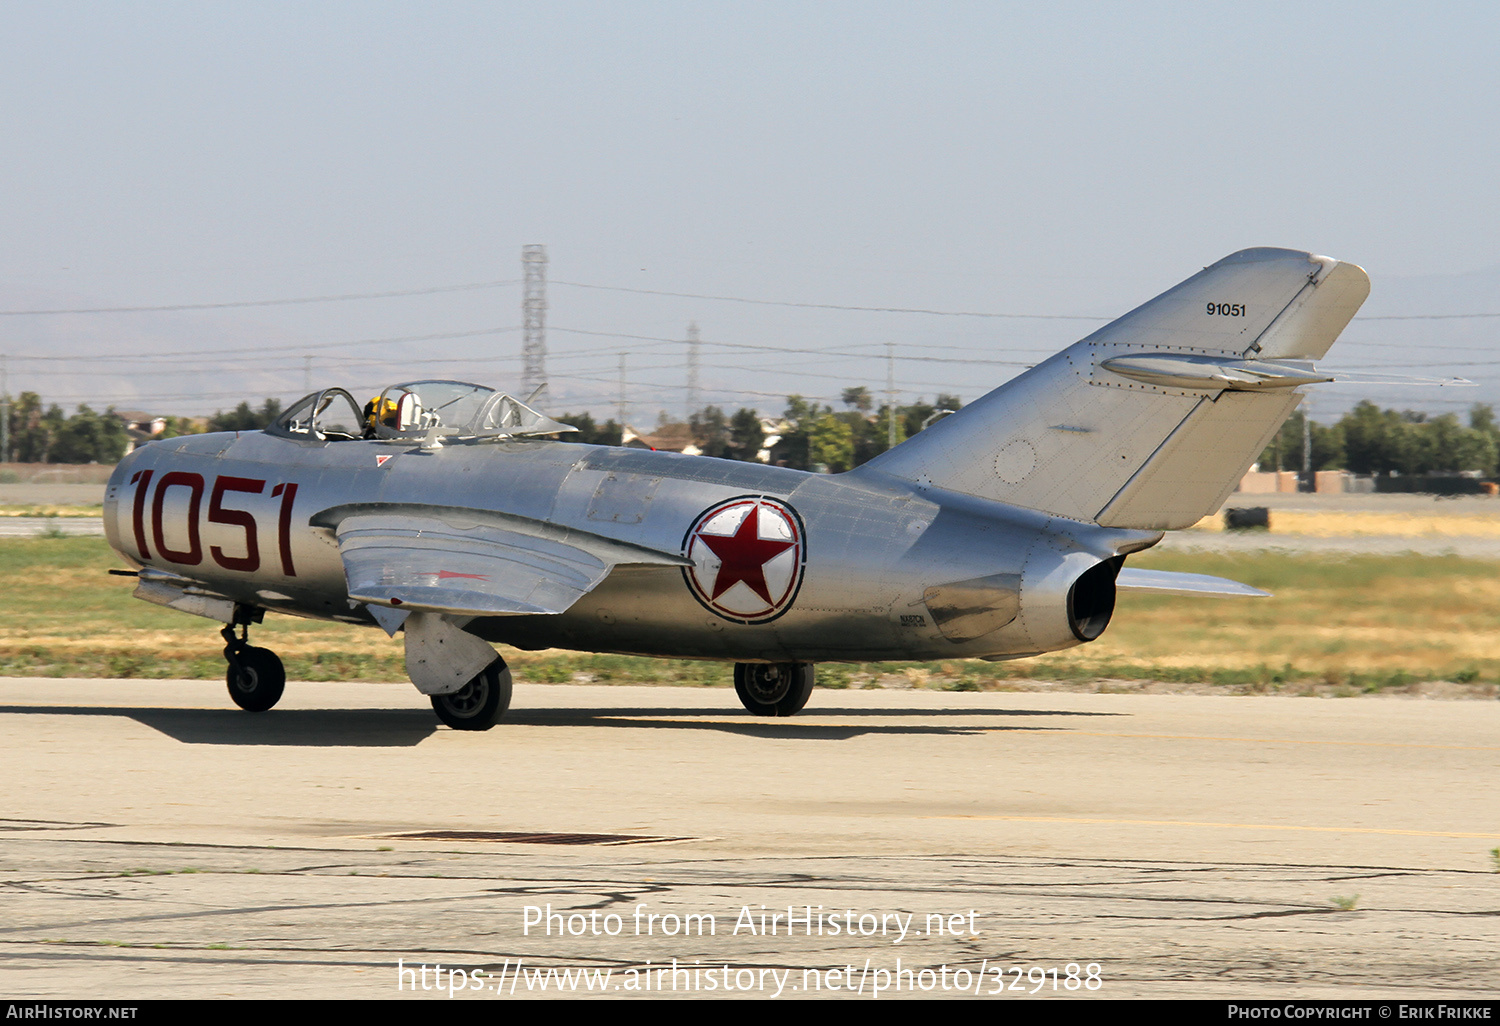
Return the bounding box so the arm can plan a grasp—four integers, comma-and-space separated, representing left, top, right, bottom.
857, 248, 1369, 529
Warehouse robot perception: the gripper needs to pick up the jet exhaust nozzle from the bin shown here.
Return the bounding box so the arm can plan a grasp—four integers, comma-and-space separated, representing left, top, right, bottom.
1066, 556, 1123, 642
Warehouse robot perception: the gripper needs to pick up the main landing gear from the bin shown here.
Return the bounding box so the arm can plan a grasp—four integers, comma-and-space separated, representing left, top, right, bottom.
733, 662, 815, 717
430, 658, 513, 731
222, 616, 285, 713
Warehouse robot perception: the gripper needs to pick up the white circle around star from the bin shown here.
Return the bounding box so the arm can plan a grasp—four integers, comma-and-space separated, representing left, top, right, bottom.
682, 496, 806, 624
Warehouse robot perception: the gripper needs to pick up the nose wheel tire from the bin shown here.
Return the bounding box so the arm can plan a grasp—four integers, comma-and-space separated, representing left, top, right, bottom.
225, 646, 286, 712
734, 662, 815, 717
431, 659, 512, 731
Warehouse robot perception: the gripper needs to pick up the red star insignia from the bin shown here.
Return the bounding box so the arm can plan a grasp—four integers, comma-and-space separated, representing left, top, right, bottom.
683, 496, 805, 624
699, 503, 795, 604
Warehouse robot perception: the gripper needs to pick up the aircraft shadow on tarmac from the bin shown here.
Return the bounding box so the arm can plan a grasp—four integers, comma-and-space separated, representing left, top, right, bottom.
0, 705, 439, 747
0, 703, 1122, 747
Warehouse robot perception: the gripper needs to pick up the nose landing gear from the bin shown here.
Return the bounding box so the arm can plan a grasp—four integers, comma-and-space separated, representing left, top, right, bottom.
222, 617, 285, 712
430, 658, 512, 731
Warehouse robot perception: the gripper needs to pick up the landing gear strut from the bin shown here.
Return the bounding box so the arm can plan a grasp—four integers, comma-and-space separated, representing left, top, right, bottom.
734, 662, 815, 717
222, 614, 285, 713
431, 658, 512, 731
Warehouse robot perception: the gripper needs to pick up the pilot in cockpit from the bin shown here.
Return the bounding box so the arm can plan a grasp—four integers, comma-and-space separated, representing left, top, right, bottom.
362, 396, 399, 439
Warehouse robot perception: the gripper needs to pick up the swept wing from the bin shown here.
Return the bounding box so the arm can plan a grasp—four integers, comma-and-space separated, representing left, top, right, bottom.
311, 503, 691, 617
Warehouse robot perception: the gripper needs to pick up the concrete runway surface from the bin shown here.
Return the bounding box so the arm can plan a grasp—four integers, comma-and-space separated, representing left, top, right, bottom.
0, 678, 1496, 1000
0, 517, 104, 537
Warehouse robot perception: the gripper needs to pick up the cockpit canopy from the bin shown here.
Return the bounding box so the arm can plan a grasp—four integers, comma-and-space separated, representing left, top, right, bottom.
268, 380, 578, 445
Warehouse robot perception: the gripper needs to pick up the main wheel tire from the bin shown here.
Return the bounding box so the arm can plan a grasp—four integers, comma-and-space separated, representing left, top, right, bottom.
733, 662, 815, 717
225, 646, 286, 712
431, 659, 512, 731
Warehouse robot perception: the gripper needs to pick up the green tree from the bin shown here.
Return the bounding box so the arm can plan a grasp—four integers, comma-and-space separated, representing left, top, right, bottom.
689, 405, 731, 459
872, 403, 909, 455
1340, 401, 1409, 476
845, 408, 885, 466
1257, 410, 1345, 473
52, 406, 129, 463
37, 405, 66, 463
158, 416, 202, 440
207, 398, 283, 433
782, 395, 814, 424
805, 409, 855, 472
769, 396, 816, 469
1469, 404, 1500, 476
8, 393, 47, 462
1325, 402, 1496, 477
553, 413, 623, 446
841, 386, 872, 413
727, 408, 763, 461
1413, 413, 1496, 474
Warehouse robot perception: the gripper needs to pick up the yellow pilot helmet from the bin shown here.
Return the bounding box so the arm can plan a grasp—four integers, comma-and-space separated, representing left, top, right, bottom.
363, 396, 399, 431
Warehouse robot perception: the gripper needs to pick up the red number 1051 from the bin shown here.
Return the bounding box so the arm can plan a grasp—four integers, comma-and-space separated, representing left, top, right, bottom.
128, 470, 299, 577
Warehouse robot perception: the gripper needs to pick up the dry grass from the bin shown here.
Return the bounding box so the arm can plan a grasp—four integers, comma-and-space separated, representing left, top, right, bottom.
1047, 549, 1500, 677
7, 536, 1500, 693
0, 505, 104, 518
1189, 510, 1500, 537
997, 549, 1500, 694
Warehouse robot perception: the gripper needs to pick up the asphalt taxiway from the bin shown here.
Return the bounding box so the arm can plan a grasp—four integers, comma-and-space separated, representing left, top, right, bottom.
0, 679, 1496, 999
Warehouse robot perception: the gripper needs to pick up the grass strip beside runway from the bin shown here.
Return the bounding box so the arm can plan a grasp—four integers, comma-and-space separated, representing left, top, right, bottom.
11, 537, 1500, 695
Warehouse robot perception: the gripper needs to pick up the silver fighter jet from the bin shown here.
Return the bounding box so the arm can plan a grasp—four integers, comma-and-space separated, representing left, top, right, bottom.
105, 248, 1370, 729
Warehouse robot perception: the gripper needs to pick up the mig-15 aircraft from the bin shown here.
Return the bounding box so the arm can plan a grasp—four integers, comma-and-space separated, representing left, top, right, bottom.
105, 247, 1370, 730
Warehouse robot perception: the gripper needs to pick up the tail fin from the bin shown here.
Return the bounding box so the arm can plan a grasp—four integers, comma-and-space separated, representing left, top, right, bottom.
858, 248, 1370, 530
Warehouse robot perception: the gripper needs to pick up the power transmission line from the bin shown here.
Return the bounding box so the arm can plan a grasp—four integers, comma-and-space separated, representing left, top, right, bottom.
553, 280, 1108, 320
0, 326, 521, 362
1358, 312, 1500, 320
553, 278, 1500, 322
0, 280, 521, 316
548, 325, 1034, 365
4, 266, 1500, 323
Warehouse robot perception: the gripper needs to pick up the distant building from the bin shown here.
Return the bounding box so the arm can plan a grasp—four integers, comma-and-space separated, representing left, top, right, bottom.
621, 423, 701, 456
1236, 469, 1370, 494
1237, 469, 1300, 493
756, 416, 790, 463
110, 410, 167, 452
108, 411, 207, 452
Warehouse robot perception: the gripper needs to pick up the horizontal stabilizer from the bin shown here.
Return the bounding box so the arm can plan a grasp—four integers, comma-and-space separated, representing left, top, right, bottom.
1115, 567, 1270, 598
1321, 369, 1474, 387
1099, 354, 1333, 391
312, 503, 690, 617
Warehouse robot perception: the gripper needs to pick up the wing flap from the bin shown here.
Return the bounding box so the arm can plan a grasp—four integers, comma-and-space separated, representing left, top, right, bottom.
315, 503, 690, 617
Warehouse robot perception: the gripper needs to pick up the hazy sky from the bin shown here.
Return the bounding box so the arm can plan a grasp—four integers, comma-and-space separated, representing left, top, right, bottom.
1, 2, 1497, 421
